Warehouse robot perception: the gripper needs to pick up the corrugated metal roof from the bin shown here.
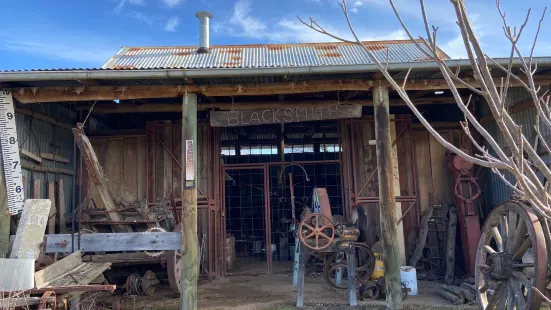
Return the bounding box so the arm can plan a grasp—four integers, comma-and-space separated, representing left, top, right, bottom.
102, 40, 448, 70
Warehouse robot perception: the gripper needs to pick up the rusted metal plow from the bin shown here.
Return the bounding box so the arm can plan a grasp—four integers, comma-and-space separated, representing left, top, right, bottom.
295, 188, 375, 307
475, 200, 550, 310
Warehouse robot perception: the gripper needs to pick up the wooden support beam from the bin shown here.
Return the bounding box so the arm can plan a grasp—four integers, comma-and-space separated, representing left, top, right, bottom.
47, 182, 56, 235
0, 152, 9, 257
13, 76, 551, 103
20, 148, 42, 163
15, 108, 73, 129
84, 97, 459, 114
389, 116, 406, 265
181, 92, 198, 310
20, 149, 69, 163
22, 163, 74, 175
33, 179, 41, 198
40, 232, 181, 253
373, 84, 403, 310
72, 124, 132, 233
57, 179, 67, 233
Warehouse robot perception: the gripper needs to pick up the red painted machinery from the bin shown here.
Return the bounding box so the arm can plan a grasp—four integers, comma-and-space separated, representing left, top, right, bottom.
447, 151, 482, 275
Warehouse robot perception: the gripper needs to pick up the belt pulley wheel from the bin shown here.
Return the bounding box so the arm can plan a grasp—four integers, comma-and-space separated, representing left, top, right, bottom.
299, 213, 335, 251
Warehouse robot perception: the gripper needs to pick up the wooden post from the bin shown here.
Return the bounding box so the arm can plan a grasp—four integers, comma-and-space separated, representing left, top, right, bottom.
180, 92, 198, 310
389, 116, 406, 265
0, 151, 9, 257
48, 182, 56, 234
373, 85, 403, 310
57, 179, 67, 233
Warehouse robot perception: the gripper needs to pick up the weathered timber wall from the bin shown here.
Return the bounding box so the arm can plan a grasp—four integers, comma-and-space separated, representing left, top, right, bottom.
343, 116, 418, 259
15, 102, 77, 233
84, 122, 222, 277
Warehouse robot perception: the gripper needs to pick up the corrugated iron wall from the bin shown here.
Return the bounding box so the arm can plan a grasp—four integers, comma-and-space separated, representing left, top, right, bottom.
481, 86, 551, 210
15, 103, 76, 216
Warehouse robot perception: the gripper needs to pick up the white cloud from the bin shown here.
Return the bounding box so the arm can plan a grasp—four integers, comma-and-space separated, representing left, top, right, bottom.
161, 0, 182, 8
128, 11, 153, 24
164, 17, 180, 32
114, 0, 145, 13
229, 0, 267, 38
2, 39, 116, 66
216, 1, 408, 44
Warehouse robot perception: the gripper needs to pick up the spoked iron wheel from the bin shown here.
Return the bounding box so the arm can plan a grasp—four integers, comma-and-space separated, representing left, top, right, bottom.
475, 201, 547, 310
323, 242, 376, 290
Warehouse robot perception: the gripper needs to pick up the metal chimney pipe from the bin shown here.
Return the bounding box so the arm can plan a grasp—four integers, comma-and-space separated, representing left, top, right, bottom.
195, 11, 213, 53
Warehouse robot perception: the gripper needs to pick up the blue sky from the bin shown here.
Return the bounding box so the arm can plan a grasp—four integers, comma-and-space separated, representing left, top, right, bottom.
0, 0, 549, 70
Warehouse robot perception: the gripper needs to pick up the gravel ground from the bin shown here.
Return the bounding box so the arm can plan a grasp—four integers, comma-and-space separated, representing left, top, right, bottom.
95, 273, 478, 310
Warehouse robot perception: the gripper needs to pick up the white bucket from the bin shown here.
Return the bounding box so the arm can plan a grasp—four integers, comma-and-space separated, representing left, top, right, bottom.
400, 266, 418, 296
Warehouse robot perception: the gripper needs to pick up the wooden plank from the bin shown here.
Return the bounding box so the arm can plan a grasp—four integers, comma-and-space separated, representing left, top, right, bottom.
198, 125, 208, 198
123, 138, 138, 199
82, 252, 162, 265
13, 76, 551, 103
444, 207, 458, 285
373, 85, 403, 309
181, 93, 199, 308
43, 232, 182, 253
389, 116, 406, 265
412, 131, 433, 213
33, 179, 41, 199
40, 153, 70, 163
10, 199, 51, 259
20, 149, 71, 164
137, 137, 146, 201
47, 182, 56, 235
155, 127, 164, 202
46, 262, 111, 288
2, 284, 116, 295
409, 207, 434, 267
20, 148, 43, 163
172, 128, 182, 199
35, 251, 83, 288
87, 97, 460, 114
0, 297, 56, 307
57, 179, 66, 233
22, 163, 73, 175
164, 125, 173, 199
105, 138, 123, 196
88, 139, 106, 209
72, 125, 132, 233
429, 131, 452, 205
210, 104, 362, 127
15, 107, 73, 129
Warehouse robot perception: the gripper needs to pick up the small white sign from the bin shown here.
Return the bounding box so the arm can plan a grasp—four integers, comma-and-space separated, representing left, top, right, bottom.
185, 140, 195, 189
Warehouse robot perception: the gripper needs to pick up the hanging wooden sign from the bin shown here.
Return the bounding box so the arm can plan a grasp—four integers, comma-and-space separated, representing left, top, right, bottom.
209, 104, 362, 127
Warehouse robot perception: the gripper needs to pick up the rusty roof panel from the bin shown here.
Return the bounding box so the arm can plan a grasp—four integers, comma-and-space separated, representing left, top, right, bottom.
102, 40, 448, 70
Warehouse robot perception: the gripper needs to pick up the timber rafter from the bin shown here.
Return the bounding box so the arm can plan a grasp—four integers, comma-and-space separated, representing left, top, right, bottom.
12, 76, 551, 104
80, 96, 461, 114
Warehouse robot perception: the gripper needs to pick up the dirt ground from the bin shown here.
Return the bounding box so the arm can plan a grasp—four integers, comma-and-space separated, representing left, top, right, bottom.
93, 273, 478, 310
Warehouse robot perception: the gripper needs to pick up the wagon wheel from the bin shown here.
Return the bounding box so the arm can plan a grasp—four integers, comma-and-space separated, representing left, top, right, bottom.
475, 201, 547, 310
299, 213, 335, 251
167, 223, 182, 294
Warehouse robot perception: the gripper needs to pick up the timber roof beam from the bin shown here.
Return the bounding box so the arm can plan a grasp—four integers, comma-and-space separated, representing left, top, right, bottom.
12, 76, 551, 104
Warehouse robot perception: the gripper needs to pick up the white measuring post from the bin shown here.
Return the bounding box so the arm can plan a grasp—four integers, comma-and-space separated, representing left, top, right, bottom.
0, 90, 25, 215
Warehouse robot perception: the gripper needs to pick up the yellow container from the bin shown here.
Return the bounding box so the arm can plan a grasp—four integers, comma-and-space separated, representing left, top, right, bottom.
370, 253, 385, 280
